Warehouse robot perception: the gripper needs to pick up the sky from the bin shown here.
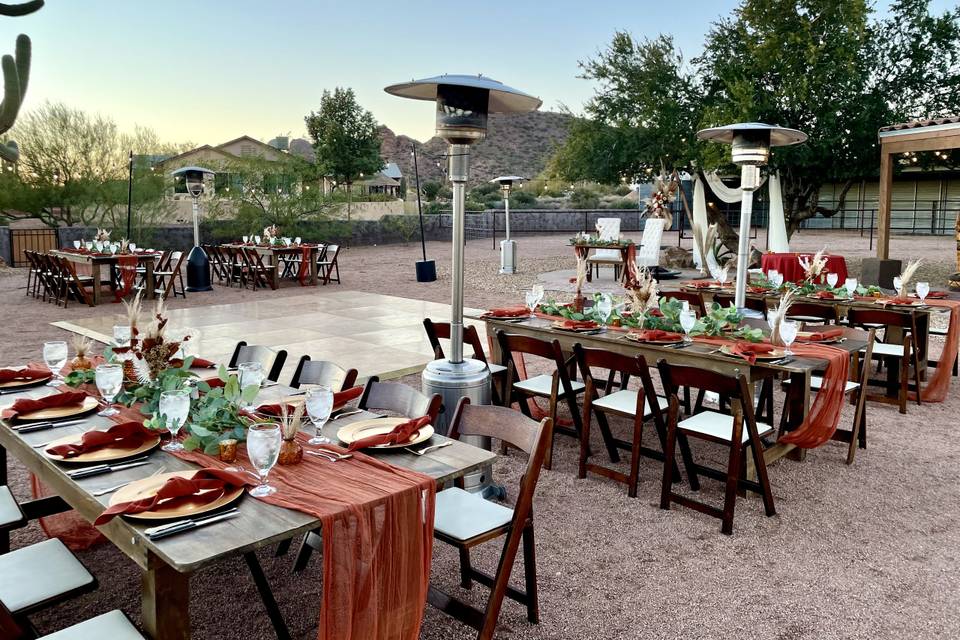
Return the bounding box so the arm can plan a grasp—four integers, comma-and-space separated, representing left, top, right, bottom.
4, 0, 956, 147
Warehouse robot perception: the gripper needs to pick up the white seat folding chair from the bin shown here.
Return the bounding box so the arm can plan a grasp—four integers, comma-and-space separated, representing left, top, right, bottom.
586, 217, 623, 279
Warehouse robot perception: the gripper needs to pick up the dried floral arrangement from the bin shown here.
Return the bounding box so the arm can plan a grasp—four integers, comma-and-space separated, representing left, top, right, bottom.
263, 225, 279, 244
643, 173, 678, 226
112, 293, 188, 385
692, 222, 719, 276
798, 248, 828, 283
896, 259, 922, 297
94, 228, 112, 242
768, 288, 796, 347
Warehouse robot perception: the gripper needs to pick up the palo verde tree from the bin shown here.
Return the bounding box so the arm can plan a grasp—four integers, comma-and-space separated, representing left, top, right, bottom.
304, 88, 384, 220
551, 0, 960, 242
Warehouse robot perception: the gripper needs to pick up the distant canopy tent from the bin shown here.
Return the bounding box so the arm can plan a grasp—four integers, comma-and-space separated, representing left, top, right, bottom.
877, 117, 960, 276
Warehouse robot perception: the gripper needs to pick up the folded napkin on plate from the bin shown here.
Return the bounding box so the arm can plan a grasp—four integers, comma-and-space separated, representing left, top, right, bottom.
204, 377, 226, 389
346, 415, 431, 451
923, 291, 948, 299
484, 306, 529, 318
630, 329, 682, 342
685, 281, 722, 289
748, 286, 772, 294
728, 342, 775, 365
333, 386, 363, 410
189, 357, 217, 369
812, 290, 836, 299
46, 421, 154, 458
559, 319, 598, 330
799, 328, 844, 342
2, 391, 87, 421
93, 468, 254, 526
0, 365, 50, 384
882, 297, 914, 305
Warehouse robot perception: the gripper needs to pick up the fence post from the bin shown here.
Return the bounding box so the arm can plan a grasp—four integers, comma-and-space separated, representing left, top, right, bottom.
492, 209, 496, 250
869, 209, 874, 251
931, 202, 937, 235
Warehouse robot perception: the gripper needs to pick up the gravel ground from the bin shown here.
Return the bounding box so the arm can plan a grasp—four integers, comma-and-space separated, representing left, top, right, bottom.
2, 231, 959, 640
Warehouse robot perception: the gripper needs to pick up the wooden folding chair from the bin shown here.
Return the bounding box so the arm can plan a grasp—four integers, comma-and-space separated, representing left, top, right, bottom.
154, 250, 186, 299
56, 256, 95, 308
496, 330, 586, 470
713, 292, 769, 318
243, 248, 275, 290
423, 318, 507, 404
428, 398, 552, 640
228, 341, 287, 382
317, 243, 341, 285
289, 356, 358, 391
847, 307, 922, 414
656, 360, 776, 535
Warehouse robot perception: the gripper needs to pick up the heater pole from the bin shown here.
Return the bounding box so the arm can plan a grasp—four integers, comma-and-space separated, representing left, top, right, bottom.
504, 188, 511, 241
735, 165, 754, 309
448, 144, 469, 364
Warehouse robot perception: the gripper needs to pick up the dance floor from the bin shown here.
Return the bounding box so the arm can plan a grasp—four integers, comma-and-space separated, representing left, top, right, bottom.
52, 291, 487, 383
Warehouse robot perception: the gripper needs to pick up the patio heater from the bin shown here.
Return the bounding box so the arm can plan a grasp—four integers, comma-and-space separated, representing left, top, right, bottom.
696, 122, 806, 311
491, 175, 524, 274
172, 166, 215, 292
386, 74, 540, 494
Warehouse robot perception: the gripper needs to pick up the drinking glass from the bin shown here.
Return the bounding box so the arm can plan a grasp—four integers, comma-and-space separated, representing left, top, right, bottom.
159, 389, 190, 452
893, 276, 902, 294
94, 241, 103, 252
770, 271, 784, 289
237, 362, 265, 408
916, 281, 929, 302
95, 364, 123, 416
524, 290, 539, 314
779, 320, 798, 356
113, 324, 132, 346
283, 237, 291, 247
242, 235, 249, 243
42, 341, 68, 385
767, 269, 779, 287
532, 284, 545, 308
305, 386, 334, 445
826, 272, 839, 288
294, 236, 302, 245
679, 309, 697, 343
85, 241, 93, 251
129, 243, 137, 252
844, 277, 858, 297
247, 423, 281, 497
72, 240, 81, 249
254, 235, 262, 244
596, 294, 613, 325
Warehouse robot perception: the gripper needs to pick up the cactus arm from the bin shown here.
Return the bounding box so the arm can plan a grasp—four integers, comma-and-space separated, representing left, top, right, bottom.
0, 1, 44, 17
0, 140, 18, 163
0, 53, 20, 134
13, 34, 28, 101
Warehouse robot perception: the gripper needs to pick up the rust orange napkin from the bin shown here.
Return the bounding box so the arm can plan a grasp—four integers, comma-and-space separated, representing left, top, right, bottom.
94, 468, 254, 526
728, 342, 775, 365
0, 365, 50, 384
346, 416, 431, 451
2, 391, 87, 421
629, 329, 682, 342
333, 385, 363, 410
799, 328, 844, 342
484, 306, 529, 318
560, 319, 599, 330
812, 290, 836, 299
46, 421, 154, 458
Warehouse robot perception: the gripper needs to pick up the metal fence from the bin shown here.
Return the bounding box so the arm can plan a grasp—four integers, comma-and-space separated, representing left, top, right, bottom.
9, 228, 59, 267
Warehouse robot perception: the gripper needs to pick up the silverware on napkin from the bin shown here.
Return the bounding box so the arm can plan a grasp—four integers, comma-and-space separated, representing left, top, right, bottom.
144, 508, 240, 540
14, 418, 87, 434
66, 457, 152, 480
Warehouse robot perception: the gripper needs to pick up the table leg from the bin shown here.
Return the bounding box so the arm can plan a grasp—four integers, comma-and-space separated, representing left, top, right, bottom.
271, 256, 279, 290
91, 263, 102, 306
784, 372, 809, 462
145, 259, 156, 300
311, 249, 319, 286
142, 555, 190, 640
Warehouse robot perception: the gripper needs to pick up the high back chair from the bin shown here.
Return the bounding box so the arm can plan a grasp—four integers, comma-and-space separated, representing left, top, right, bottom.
660, 290, 706, 316
713, 292, 768, 318
423, 319, 506, 403
573, 345, 682, 497
656, 360, 776, 535
289, 356, 358, 391
496, 330, 586, 470
429, 398, 553, 640
636, 218, 666, 270
228, 342, 287, 382
846, 307, 922, 414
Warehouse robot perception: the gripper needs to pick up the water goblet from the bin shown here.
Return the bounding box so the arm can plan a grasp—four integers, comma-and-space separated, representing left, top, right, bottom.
770, 272, 784, 289
254, 235, 262, 244
237, 362, 265, 408
305, 386, 334, 445
242, 235, 249, 243
72, 240, 81, 250
85, 241, 93, 251
159, 389, 191, 452
779, 320, 798, 356
893, 276, 902, 295
844, 277, 858, 297
283, 237, 291, 247
532, 283, 545, 307
826, 272, 839, 288
916, 281, 929, 303
94, 241, 103, 252
294, 236, 302, 245
247, 423, 281, 497
524, 290, 539, 314
766, 269, 779, 287
42, 341, 68, 385
679, 309, 697, 343
113, 324, 132, 346
129, 242, 137, 252
95, 364, 123, 417
596, 293, 613, 325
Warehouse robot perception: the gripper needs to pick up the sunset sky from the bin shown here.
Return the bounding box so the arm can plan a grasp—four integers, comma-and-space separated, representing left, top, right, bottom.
6, 0, 955, 147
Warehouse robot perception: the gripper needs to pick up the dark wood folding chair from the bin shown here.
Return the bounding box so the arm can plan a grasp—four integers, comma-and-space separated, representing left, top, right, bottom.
423, 318, 507, 404
228, 341, 287, 382
786, 301, 839, 325
713, 292, 769, 318
153, 250, 186, 299
573, 344, 690, 497
243, 248, 275, 290
496, 330, 586, 470
317, 243, 341, 285
656, 360, 776, 535
203, 245, 227, 284
56, 256, 95, 308
23, 250, 41, 298
428, 398, 552, 640
41, 254, 67, 307
289, 356, 358, 391
847, 307, 922, 414
660, 290, 706, 316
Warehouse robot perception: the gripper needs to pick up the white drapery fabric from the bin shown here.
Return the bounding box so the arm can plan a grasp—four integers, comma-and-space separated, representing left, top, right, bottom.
767, 171, 790, 253
703, 170, 768, 203
692, 175, 721, 272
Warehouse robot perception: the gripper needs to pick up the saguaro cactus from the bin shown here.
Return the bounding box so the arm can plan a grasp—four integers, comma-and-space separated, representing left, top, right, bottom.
1, 0, 44, 163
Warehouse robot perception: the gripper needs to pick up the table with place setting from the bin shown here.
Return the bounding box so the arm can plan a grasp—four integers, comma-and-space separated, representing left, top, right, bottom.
219, 242, 323, 288
51, 248, 161, 305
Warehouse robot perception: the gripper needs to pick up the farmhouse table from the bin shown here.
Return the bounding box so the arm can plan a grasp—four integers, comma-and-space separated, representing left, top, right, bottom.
51, 249, 159, 305
0, 381, 495, 640
477, 314, 867, 470
221, 244, 322, 288
569, 241, 634, 283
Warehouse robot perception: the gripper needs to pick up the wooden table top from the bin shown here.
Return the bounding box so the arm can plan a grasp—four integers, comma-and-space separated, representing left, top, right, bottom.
673, 285, 947, 313
220, 244, 320, 255
0, 379, 495, 574
51, 250, 161, 264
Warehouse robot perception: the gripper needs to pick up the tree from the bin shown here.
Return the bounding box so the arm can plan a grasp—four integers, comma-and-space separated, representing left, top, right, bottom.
551, 1, 960, 240
304, 88, 384, 220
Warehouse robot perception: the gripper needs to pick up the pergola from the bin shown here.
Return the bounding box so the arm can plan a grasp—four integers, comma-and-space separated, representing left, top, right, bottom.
877, 116, 960, 271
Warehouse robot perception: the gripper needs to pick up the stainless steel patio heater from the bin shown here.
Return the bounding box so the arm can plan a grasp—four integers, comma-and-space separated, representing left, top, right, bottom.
385, 75, 540, 494
491, 175, 524, 274
696, 123, 806, 311
172, 165, 215, 293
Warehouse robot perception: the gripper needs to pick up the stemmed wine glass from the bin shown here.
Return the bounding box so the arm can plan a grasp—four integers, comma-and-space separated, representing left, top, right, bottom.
113, 324, 132, 346
305, 386, 334, 445
844, 277, 858, 297
95, 364, 123, 417
294, 236, 302, 245
769, 271, 784, 289
916, 281, 929, 303
679, 309, 697, 343
779, 320, 798, 356
893, 276, 903, 295
596, 294, 613, 325
72, 240, 81, 250
826, 272, 839, 289
159, 389, 190, 452
242, 235, 249, 244
42, 341, 68, 386
524, 290, 539, 314
237, 362, 265, 408
247, 423, 281, 497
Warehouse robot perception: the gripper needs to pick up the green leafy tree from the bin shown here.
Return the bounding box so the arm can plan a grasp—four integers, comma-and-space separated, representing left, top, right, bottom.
304, 88, 384, 220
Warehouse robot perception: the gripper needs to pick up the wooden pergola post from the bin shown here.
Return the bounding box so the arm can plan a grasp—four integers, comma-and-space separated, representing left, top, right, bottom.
876, 149, 894, 260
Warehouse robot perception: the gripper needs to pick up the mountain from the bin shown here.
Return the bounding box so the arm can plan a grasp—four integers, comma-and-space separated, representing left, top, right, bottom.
380, 111, 573, 186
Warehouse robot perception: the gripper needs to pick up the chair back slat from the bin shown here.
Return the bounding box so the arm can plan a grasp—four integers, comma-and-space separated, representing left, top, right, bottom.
657, 359, 746, 399
290, 356, 358, 391
359, 378, 442, 422
423, 319, 489, 364
229, 341, 287, 382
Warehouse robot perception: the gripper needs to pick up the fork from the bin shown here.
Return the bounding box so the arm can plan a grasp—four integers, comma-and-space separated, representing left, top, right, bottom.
92, 466, 166, 497
404, 441, 453, 456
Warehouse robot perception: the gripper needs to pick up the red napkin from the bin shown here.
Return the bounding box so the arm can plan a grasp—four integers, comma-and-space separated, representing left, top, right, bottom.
46, 421, 154, 458
204, 377, 226, 389
728, 342, 775, 365
252, 402, 294, 418
812, 290, 836, 299
484, 306, 529, 318
2, 391, 87, 421
0, 365, 50, 384
560, 319, 598, 330
333, 385, 363, 410
630, 329, 682, 342
190, 357, 217, 369
93, 468, 254, 526
684, 281, 722, 289
883, 297, 914, 305
799, 328, 844, 342
923, 291, 948, 299
748, 286, 771, 294
346, 415, 431, 451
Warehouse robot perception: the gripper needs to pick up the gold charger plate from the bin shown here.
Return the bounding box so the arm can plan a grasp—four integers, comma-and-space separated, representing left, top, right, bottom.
109, 470, 244, 521
5, 395, 99, 422
624, 333, 684, 345
550, 321, 602, 333
337, 417, 434, 449
718, 345, 786, 361
0, 372, 53, 389
795, 332, 842, 344
43, 430, 160, 463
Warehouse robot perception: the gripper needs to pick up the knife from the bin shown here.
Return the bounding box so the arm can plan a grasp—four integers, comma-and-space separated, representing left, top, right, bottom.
13, 418, 87, 433
144, 508, 240, 540
67, 457, 152, 479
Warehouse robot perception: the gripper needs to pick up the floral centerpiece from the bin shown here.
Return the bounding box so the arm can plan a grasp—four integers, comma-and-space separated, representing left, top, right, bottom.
569, 231, 632, 247
94, 228, 111, 242
643, 173, 678, 226
176, 367, 260, 454
798, 247, 828, 284
895, 259, 922, 297
263, 225, 279, 245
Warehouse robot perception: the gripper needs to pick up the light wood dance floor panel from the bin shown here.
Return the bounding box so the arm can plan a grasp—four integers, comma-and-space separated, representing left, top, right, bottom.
52, 291, 490, 383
